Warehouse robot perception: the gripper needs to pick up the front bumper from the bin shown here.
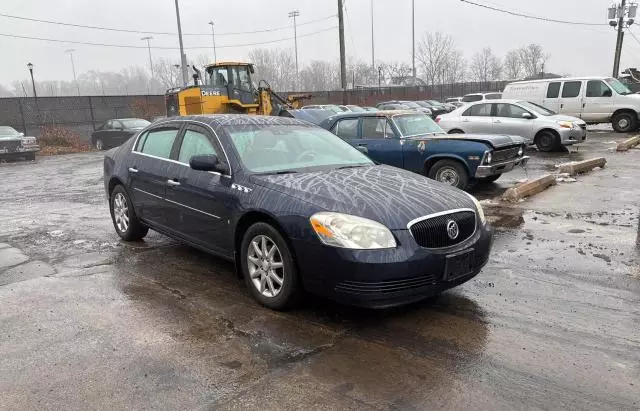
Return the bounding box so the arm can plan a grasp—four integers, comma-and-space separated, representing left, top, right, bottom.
475, 156, 529, 178
559, 127, 587, 145
292, 224, 493, 308
0, 145, 40, 155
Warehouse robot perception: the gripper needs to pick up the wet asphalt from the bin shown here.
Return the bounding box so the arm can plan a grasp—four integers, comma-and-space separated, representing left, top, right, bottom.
0, 130, 638, 410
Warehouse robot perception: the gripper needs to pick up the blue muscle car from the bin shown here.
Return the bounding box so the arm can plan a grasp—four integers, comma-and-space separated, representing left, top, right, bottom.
319, 111, 529, 190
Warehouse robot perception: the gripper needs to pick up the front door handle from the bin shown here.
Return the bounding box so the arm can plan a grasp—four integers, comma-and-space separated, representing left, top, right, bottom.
166, 179, 181, 186
494, 120, 502, 123
128, 167, 138, 173
560, 103, 564, 109
582, 103, 586, 108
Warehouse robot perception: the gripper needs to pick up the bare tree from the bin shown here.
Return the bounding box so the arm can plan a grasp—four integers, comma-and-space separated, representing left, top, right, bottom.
299, 60, 339, 91
0, 84, 14, 97
519, 44, 547, 79
383, 61, 413, 84
416, 32, 455, 86
503, 50, 522, 80
249, 48, 296, 91
444, 50, 467, 84
470, 48, 501, 83
153, 58, 182, 90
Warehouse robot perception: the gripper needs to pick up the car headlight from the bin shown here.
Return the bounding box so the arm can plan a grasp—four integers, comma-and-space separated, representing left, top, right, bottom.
518, 146, 524, 156
557, 121, 573, 129
484, 151, 492, 164
467, 193, 486, 225
310, 212, 396, 249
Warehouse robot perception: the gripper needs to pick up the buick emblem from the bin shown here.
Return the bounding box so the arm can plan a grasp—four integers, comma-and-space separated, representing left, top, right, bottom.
446, 220, 459, 240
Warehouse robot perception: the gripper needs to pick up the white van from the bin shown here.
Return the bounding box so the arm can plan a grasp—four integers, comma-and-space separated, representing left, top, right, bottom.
502, 76, 640, 132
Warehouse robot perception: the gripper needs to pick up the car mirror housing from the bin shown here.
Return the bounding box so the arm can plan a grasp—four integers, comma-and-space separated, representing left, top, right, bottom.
603, 89, 612, 97
190, 154, 228, 173
522, 112, 533, 119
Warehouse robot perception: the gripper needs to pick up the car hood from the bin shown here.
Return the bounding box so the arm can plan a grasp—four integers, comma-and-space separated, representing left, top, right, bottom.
405, 133, 525, 148
0, 136, 22, 141
250, 165, 476, 230
547, 114, 586, 123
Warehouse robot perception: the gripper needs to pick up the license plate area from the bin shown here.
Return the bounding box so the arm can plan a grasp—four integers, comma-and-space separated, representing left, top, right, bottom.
444, 249, 474, 281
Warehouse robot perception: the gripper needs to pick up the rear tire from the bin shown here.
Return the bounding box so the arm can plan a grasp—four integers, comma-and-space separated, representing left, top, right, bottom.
109, 185, 148, 241
427, 159, 469, 190
241, 222, 300, 311
535, 130, 560, 152
448, 129, 464, 134
612, 111, 637, 133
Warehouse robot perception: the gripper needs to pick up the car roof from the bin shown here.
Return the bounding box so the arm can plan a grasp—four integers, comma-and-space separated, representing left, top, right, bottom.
155, 114, 310, 127
508, 76, 610, 85
461, 99, 527, 105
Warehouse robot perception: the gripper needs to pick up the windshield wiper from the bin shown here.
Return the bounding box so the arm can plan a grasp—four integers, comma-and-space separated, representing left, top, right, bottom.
334, 164, 370, 170
255, 170, 298, 175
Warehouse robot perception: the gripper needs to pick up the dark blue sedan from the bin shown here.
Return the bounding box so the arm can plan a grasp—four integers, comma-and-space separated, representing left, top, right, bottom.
103, 115, 492, 310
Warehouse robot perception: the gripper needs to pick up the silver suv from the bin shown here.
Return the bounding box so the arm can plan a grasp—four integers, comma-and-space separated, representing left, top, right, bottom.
436, 99, 587, 152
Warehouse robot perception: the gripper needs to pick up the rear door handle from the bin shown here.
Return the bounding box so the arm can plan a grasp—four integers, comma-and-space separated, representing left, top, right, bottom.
128, 167, 138, 173
494, 120, 502, 123
560, 104, 564, 109
166, 179, 181, 186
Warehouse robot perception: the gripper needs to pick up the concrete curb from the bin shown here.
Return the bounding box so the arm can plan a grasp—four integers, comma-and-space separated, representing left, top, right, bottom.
616, 135, 640, 151
501, 174, 557, 203
556, 157, 607, 176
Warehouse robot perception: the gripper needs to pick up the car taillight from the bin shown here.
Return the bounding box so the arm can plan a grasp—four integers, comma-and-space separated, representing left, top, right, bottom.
435, 116, 441, 123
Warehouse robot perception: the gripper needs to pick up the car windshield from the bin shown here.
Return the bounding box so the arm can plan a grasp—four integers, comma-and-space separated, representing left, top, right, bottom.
414, 101, 431, 108
225, 124, 374, 173
0, 126, 19, 137
462, 94, 483, 102
606, 77, 632, 95
426, 100, 442, 105
323, 105, 343, 114
392, 114, 444, 137
121, 119, 150, 129
517, 101, 556, 116
401, 102, 421, 108
485, 93, 502, 100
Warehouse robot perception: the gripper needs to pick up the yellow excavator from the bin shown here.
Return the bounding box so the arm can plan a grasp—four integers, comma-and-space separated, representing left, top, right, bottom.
165, 62, 311, 117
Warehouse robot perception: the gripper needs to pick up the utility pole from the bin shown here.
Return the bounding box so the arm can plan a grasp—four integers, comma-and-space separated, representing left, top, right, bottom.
370, 0, 375, 67
27, 63, 37, 98
141, 36, 154, 78
609, 0, 637, 77
338, 0, 347, 101
288, 10, 300, 90
208, 21, 217, 63
412, 0, 416, 81
174, 0, 189, 87
65, 49, 80, 95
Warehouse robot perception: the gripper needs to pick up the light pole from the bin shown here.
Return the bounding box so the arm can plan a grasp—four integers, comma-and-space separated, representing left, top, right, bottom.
370, 0, 375, 68
412, 0, 416, 81
64, 49, 80, 95
208, 21, 217, 63
27, 63, 37, 98
174, 0, 189, 87
141, 36, 154, 78
288, 10, 300, 90
608, 0, 637, 77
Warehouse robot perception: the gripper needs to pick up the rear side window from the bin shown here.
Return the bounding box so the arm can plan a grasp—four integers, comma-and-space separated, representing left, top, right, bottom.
463, 103, 492, 117
334, 118, 359, 140
586, 80, 611, 97
139, 128, 179, 159
361, 118, 396, 139
462, 94, 483, 102
561, 81, 582, 98
485, 93, 502, 100
178, 129, 217, 163
547, 82, 561, 98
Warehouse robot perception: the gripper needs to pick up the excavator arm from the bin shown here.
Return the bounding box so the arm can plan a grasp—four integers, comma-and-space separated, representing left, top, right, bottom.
256, 80, 312, 115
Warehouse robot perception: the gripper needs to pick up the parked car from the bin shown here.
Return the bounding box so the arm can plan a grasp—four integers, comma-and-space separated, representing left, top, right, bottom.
415, 100, 448, 116
502, 76, 640, 132
445, 97, 464, 107
103, 115, 493, 309
302, 104, 343, 114
92, 118, 150, 150
377, 101, 432, 116
436, 99, 587, 152
320, 111, 528, 189
362, 107, 378, 112
0, 126, 39, 161
345, 105, 366, 112
281, 108, 334, 125
462, 92, 502, 103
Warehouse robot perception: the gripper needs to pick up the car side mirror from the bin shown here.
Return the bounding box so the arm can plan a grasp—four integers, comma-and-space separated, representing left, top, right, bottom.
190, 154, 228, 174
521, 112, 533, 119
603, 89, 612, 97
355, 145, 369, 155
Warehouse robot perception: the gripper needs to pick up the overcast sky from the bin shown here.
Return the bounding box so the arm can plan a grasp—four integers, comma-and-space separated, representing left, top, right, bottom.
0, 0, 636, 87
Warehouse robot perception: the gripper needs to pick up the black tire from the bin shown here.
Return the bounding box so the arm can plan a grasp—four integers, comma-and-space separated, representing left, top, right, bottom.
109, 185, 148, 241
535, 130, 560, 152
478, 174, 501, 184
427, 159, 469, 190
95, 138, 104, 150
448, 129, 464, 134
612, 111, 637, 133
240, 222, 300, 310
25, 152, 36, 161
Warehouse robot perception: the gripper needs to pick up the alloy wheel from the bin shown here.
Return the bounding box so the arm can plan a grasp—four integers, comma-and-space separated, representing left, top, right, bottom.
247, 235, 285, 298
113, 192, 129, 233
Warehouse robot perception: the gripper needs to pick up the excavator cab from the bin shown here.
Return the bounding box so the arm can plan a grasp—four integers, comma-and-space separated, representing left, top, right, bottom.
204, 62, 256, 106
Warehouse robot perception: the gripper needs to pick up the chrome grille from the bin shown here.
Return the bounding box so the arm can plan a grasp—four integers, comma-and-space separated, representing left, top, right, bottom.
336, 275, 436, 294
409, 210, 476, 248
492, 146, 521, 163
0, 140, 21, 152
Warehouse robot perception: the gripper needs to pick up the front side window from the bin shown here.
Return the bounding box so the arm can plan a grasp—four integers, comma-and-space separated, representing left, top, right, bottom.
225, 124, 373, 173
334, 118, 359, 140
361, 118, 396, 139
230, 66, 252, 91
586, 80, 612, 98
208, 67, 229, 86
546, 82, 561, 98
517, 101, 555, 116
561, 81, 582, 98
392, 114, 443, 137
138, 128, 179, 159
495, 103, 529, 118
463, 103, 492, 117
178, 129, 217, 163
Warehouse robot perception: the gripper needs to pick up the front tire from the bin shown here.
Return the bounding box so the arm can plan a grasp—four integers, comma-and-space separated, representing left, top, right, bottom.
612, 111, 637, 133
427, 159, 469, 190
109, 185, 148, 241
535, 130, 560, 152
95, 138, 104, 150
241, 222, 299, 310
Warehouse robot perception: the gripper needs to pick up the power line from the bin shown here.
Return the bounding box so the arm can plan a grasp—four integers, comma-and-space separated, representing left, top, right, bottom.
459, 0, 607, 26
0, 26, 337, 49
0, 12, 336, 36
